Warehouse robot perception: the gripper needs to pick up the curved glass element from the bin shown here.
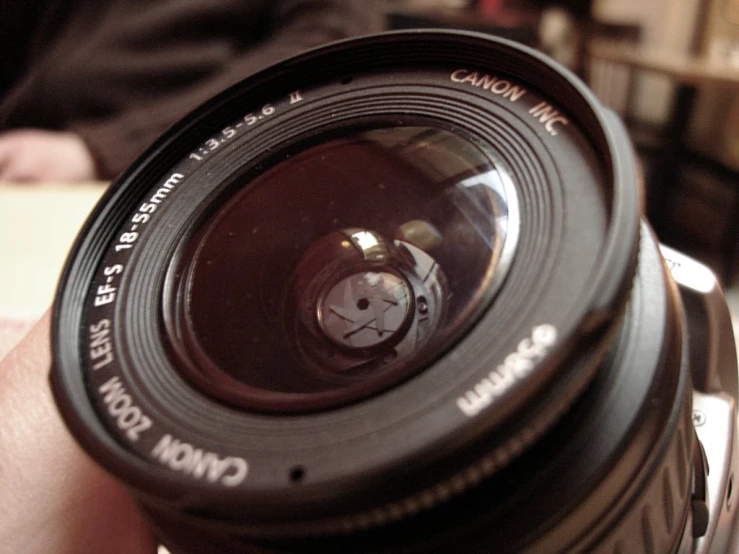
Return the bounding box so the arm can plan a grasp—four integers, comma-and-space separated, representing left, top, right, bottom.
166, 125, 518, 412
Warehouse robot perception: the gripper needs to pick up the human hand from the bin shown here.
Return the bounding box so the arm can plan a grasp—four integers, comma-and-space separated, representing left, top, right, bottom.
0, 312, 157, 553
0, 129, 97, 183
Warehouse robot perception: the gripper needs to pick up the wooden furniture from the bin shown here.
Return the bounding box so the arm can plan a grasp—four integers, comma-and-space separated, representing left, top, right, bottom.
588, 44, 739, 283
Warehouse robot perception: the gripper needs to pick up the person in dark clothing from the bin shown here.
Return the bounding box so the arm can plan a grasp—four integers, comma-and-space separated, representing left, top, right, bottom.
0, 0, 382, 182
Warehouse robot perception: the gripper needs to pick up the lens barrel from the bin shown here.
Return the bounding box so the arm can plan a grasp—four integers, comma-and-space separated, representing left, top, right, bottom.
51, 31, 733, 553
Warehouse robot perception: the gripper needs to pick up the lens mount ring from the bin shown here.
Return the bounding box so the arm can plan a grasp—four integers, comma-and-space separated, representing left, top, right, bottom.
52, 30, 641, 535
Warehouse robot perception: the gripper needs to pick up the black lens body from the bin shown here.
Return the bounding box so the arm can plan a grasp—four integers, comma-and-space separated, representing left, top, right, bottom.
51, 31, 739, 553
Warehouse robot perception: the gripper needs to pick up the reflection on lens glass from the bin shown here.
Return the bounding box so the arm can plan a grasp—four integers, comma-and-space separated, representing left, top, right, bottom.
166, 125, 518, 412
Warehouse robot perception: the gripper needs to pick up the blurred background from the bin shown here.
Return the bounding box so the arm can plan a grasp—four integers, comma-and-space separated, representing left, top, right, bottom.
1, 0, 738, 358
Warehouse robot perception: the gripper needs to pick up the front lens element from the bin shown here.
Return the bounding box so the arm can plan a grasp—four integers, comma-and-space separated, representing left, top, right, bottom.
166, 125, 518, 412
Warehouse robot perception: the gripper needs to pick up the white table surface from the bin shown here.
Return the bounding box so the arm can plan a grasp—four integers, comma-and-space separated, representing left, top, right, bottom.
0, 183, 106, 359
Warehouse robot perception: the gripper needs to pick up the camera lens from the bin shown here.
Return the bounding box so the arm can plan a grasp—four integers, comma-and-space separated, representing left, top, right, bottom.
165, 125, 517, 412
51, 30, 733, 554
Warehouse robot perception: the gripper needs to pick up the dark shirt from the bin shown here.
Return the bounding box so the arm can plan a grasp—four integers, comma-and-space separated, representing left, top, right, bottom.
0, 0, 382, 178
